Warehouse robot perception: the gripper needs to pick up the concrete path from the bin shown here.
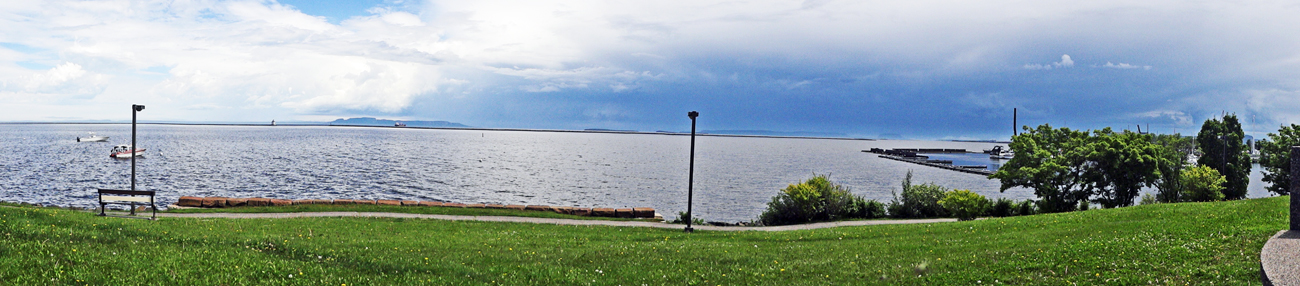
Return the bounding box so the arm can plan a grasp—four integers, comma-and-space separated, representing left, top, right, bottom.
1261, 230, 1300, 286
154, 211, 960, 232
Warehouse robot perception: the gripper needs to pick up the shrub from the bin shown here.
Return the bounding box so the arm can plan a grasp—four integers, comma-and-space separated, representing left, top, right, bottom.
938, 190, 991, 221
888, 171, 950, 218
1181, 165, 1226, 202
669, 211, 704, 225
990, 198, 1015, 217
1014, 199, 1037, 216
760, 183, 821, 225
807, 176, 858, 220
759, 175, 880, 225
1078, 200, 1090, 211
1139, 193, 1158, 205
847, 197, 887, 219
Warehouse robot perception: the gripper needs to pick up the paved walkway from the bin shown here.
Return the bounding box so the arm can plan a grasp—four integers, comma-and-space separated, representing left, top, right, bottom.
155, 211, 960, 232
1262, 230, 1300, 286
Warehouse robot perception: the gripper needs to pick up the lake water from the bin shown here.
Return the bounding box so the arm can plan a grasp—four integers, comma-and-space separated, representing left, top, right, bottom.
0, 124, 1278, 222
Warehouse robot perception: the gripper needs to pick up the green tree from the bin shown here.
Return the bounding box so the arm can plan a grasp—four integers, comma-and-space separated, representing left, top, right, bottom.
990, 124, 1091, 213
1180, 165, 1226, 202
1078, 129, 1163, 208
1196, 115, 1251, 200
1259, 124, 1300, 196
938, 190, 991, 221
1151, 134, 1196, 202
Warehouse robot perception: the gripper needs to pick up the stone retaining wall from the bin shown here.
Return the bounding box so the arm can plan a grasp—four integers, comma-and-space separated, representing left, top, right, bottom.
176, 196, 661, 220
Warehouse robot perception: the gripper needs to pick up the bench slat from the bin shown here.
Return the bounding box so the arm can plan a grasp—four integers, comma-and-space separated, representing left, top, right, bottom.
98, 189, 155, 196
102, 195, 152, 203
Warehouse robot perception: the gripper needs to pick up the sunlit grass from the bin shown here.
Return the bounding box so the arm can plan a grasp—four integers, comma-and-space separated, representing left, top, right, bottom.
0, 197, 1284, 285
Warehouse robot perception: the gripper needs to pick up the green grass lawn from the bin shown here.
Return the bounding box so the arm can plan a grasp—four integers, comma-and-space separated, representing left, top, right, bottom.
0, 197, 1286, 285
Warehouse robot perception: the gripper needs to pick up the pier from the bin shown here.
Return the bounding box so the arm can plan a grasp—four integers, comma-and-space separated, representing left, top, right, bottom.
864, 148, 996, 176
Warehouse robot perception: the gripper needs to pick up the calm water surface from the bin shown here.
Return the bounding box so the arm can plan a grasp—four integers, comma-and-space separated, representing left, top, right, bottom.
0, 124, 1276, 222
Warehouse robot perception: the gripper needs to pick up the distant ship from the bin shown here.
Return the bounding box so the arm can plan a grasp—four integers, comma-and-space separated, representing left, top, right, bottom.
77, 132, 109, 142
394, 122, 406, 127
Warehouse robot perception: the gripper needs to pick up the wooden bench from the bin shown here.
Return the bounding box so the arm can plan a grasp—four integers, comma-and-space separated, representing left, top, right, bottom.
97, 189, 156, 220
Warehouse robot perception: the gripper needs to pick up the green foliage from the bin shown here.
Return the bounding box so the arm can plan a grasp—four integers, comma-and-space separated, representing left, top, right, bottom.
1015, 199, 1038, 216
937, 190, 991, 221
1180, 165, 1227, 202
992, 124, 1165, 212
670, 211, 705, 225
990, 198, 1015, 217
1078, 199, 1090, 211
1196, 115, 1252, 200
1259, 124, 1300, 196
849, 198, 888, 219
1140, 193, 1158, 205
991, 124, 1090, 213
1152, 134, 1195, 203
888, 171, 950, 218
1078, 129, 1163, 208
759, 175, 882, 225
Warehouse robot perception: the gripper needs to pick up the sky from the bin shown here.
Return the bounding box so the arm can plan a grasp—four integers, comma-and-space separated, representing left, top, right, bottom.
2, 0, 1299, 140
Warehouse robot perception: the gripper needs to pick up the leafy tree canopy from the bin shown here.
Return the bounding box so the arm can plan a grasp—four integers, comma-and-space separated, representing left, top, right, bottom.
991, 124, 1166, 211
1196, 115, 1251, 200
1258, 124, 1300, 196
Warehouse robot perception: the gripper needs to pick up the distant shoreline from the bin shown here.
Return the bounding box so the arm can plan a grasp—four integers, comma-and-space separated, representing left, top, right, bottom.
0, 121, 879, 141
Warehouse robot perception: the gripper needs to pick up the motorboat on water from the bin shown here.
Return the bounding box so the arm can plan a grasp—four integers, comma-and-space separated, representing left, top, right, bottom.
984, 145, 1014, 160
990, 150, 1014, 160
77, 132, 109, 142
109, 145, 145, 158
982, 145, 1006, 155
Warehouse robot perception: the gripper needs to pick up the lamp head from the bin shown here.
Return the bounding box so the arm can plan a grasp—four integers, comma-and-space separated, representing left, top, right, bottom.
688, 111, 698, 119
133, 104, 145, 112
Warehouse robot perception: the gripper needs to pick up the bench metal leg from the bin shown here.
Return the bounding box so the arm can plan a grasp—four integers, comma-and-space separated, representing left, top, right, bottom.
98, 203, 106, 216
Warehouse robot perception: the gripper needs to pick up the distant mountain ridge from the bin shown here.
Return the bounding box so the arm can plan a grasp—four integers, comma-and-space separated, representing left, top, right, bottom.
648, 129, 848, 137
328, 117, 468, 128
699, 130, 847, 137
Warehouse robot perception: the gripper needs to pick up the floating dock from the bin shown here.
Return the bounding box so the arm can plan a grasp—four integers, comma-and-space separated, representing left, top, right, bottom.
877, 155, 995, 175
863, 148, 996, 175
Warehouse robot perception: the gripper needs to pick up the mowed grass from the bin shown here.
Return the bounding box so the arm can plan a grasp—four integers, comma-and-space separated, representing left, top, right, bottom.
162, 204, 643, 221
0, 197, 1286, 285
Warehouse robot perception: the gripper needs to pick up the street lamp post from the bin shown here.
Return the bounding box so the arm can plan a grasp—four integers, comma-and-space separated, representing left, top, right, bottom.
131, 104, 144, 191
685, 111, 699, 233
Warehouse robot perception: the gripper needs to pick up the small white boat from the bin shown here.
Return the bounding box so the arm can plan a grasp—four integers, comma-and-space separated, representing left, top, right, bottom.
110, 145, 145, 158
982, 145, 1006, 155
77, 132, 109, 142
990, 150, 1014, 160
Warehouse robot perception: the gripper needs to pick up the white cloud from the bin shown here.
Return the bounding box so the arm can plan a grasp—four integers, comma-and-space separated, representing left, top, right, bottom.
0, 0, 1299, 128
1103, 61, 1152, 70
1058, 55, 1074, 67
0, 62, 107, 101
1136, 110, 1193, 126
1243, 89, 1300, 128
1023, 54, 1074, 70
